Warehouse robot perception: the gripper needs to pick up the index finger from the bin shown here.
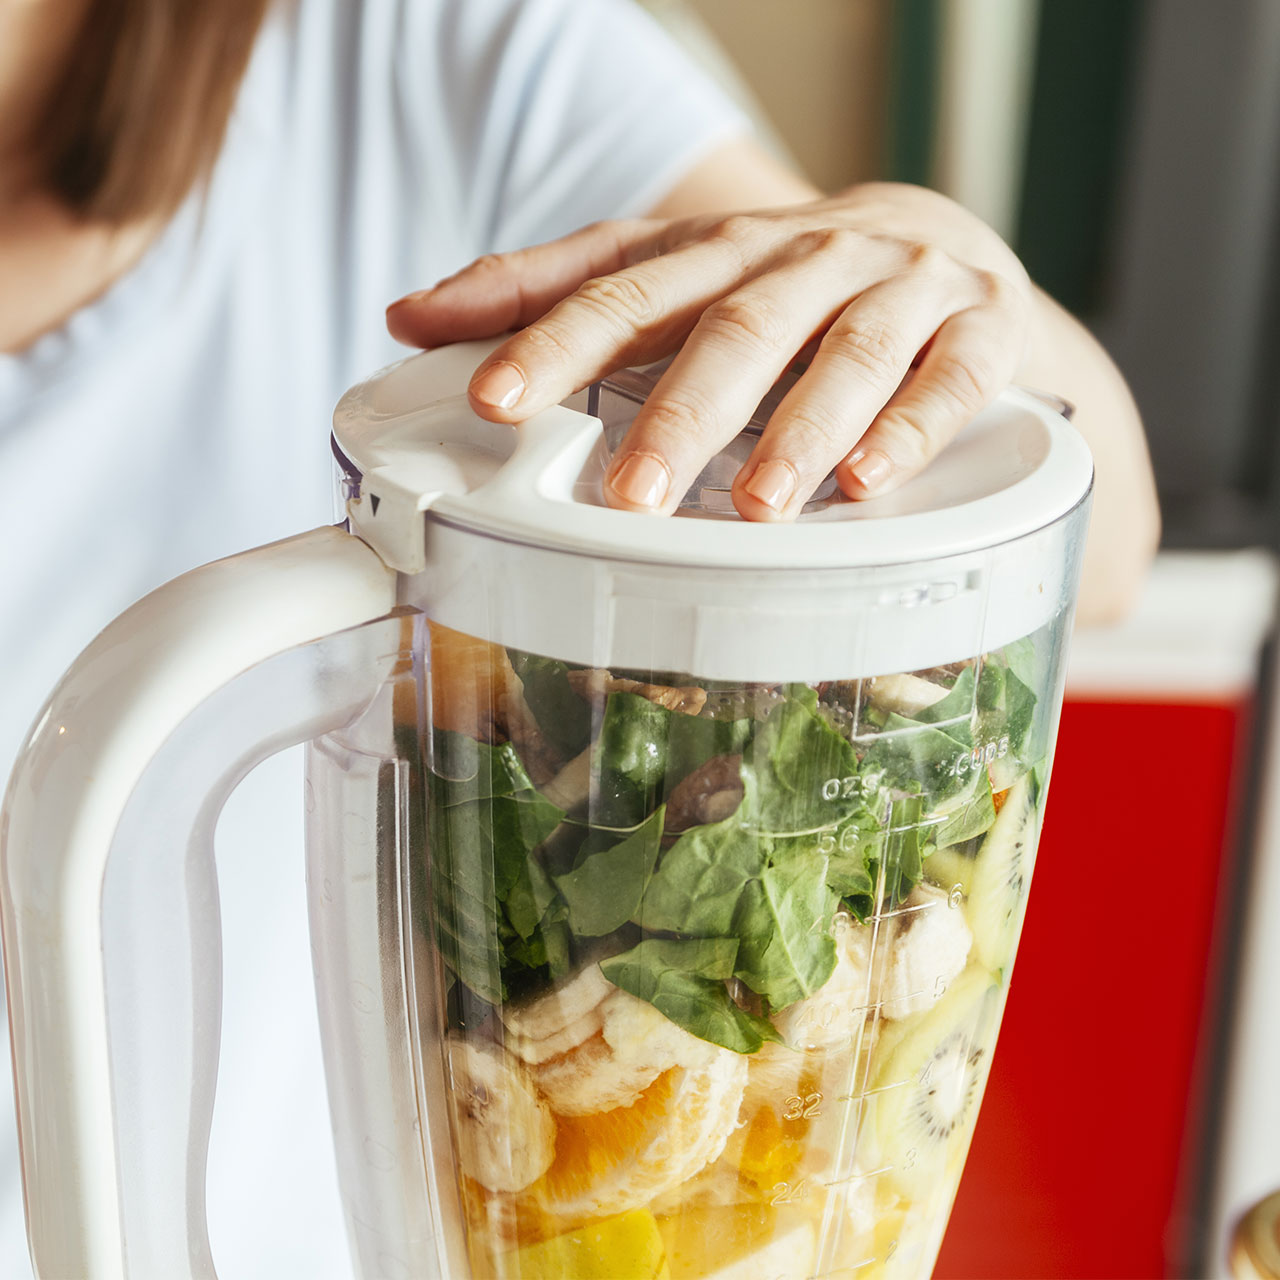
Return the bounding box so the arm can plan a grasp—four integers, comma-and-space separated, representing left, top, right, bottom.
385, 220, 658, 348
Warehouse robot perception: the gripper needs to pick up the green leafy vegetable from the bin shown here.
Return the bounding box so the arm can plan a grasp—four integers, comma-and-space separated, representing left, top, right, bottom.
428, 732, 565, 1004
739, 697, 866, 833
507, 652, 593, 757
977, 659, 1038, 767
422, 631, 1049, 1053
932, 770, 997, 847
592, 692, 673, 827
555, 808, 664, 936
504, 856, 559, 941
820, 813, 881, 901
732, 856, 838, 1010
634, 812, 767, 936
665, 712, 753, 791
601, 938, 781, 1054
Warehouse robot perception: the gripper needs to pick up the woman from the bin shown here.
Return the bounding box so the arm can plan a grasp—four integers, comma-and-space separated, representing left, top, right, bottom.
1, 0, 1157, 1273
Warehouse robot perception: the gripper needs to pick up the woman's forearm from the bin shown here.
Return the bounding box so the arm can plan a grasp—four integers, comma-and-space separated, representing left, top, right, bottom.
1019, 286, 1160, 627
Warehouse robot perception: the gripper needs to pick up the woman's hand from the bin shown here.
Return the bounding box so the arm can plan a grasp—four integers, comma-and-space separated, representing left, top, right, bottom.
386, 183, 1036, 520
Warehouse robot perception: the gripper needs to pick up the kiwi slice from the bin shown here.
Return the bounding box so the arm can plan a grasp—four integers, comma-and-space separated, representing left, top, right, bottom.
867, 965, 1001, 1201
965, 775, 1037, 975
923, 833, 983, 897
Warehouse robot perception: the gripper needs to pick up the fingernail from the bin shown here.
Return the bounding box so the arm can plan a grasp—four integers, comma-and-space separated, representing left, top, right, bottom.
743, 458, 797, 511
848, 448, 893, 493
385, 290, 429, 314
610, 452, 670, 508
470, 361, 526, 410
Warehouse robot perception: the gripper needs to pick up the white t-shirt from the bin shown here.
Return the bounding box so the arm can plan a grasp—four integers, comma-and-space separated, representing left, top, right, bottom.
0, 0, 744, 1274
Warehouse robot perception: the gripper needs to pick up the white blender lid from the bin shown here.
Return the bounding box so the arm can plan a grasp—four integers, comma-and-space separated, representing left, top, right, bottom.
333, 338, 1092, 576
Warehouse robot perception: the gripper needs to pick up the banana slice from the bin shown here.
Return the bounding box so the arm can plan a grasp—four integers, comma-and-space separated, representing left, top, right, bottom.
447, 1037, 556, 1194
876, 883, 973, 1021
499, 964, 615, 1066
866, 673, 952, 717
533, 989, 720, 1116
541, 745, 593, 812
772, 915, 874, 1051
503, 1005, 607, 1066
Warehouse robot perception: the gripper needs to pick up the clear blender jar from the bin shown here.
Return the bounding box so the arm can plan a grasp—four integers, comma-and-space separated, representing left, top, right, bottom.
1, 340, 1090, 1279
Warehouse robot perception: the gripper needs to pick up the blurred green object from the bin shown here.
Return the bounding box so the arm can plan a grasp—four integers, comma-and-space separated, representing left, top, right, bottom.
889, 0, 1144, 318
1015, 0, 1146, 315
887, 0, 940, 189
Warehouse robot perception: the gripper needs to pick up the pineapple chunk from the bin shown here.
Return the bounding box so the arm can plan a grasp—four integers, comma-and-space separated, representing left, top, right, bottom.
497, 1209, 668, 1279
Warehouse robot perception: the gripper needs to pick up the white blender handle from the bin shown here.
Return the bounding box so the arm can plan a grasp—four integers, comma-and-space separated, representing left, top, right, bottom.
0, 526, 397, 1279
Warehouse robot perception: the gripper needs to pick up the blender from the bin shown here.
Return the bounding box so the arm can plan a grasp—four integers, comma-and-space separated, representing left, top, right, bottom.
0, 339, 1091, 1278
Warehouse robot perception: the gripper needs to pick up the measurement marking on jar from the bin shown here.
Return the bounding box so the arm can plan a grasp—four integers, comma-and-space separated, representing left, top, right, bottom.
820, 773, 880, 801
782, 1091, 824, 1121
950, 735, 1010, 777
812, 1257, 877, 1276
861, 1078, 912, 1098
768, 1178, 810, 1206
821, 1166, 888, 1189
816, 825, 869, 857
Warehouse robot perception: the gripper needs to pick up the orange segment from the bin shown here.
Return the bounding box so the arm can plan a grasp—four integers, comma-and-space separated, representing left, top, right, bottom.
496, 1051, 746, 1235
542, 1069, 681, 1205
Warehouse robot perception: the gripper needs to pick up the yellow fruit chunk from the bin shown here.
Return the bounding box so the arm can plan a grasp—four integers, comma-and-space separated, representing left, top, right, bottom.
655, 1205, 817, 1280
735, 1103, 804, 1196
497, 1209, 669, 1280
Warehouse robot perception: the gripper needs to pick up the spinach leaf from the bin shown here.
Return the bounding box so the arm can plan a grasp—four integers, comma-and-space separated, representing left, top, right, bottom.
914, 666, 978, 725
431, 731, 538, 806
862, 714, 973, 810
978, 659, 1038, 763
666, 712, 754, 792
428, 734, 565, 1003
819, 813, 881, 899
860, 668, 982, 814
732, 856, 838, 1011
592, 692, 672, 827
634, 812, 767, 936
538, 903, 574, 982
507, 652, 592, 758
1000, 636, 1040, 695
505, 856, 560, 941
591, 691, 753, 827
428, 798, 507, 1005
555, 808, 664, 936
932, 770, 996, 847
601, 938, 781, 1054
739, 697, 865, 833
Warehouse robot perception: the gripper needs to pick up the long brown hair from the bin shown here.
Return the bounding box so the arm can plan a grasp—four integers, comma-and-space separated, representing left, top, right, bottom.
36, 0, 272, 223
